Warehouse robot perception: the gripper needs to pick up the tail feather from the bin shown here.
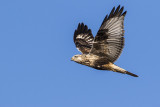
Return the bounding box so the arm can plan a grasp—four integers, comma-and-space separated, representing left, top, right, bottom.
125, 71, 138, 77
114, 69, 138, 77
103, 63, 138, 77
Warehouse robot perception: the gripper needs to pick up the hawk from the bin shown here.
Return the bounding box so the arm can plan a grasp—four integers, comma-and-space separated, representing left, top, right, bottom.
71, 5, 138, 77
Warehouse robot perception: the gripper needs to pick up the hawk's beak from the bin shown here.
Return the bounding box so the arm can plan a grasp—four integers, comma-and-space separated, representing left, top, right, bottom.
71, 57, 73, 61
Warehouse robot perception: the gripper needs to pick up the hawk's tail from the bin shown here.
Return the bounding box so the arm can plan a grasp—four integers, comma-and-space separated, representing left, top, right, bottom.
112, 64, 138, 77
103, 63, 138, 77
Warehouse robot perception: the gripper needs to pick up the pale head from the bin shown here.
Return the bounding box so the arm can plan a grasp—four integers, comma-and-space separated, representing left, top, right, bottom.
71, 54, 83, 63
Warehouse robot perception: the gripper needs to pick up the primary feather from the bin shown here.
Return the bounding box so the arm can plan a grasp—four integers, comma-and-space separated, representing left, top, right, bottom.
74, 23, 94, 54
90, 5, 127, 62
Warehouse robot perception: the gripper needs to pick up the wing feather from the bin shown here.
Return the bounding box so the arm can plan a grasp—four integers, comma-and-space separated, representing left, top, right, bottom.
74, 23, 94, 54
90, 5, 127, 62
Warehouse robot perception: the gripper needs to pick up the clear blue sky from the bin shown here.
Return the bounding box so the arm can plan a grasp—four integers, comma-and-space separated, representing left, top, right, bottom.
0, 0, 159, 107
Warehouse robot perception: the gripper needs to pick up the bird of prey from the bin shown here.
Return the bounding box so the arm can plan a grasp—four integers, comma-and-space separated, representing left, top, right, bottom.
71, 5, 138, 77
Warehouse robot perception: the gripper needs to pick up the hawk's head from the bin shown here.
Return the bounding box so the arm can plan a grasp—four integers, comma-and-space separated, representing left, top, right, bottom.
71, 54, 83, 64
71, 54, 92, 67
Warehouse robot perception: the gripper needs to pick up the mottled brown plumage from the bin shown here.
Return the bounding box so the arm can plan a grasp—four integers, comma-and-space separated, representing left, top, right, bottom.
71, 5, 138, 77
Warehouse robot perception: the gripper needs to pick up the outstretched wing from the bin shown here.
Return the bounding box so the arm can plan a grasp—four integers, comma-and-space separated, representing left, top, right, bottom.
74, 23, 94, 54
90, 5, 127, 62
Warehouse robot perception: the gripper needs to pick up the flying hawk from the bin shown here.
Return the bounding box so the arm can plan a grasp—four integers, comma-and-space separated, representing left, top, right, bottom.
71, 5, 138, 77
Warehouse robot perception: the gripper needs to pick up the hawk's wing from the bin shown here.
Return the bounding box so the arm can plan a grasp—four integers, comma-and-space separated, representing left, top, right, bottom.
90, 5, 127, 62
74, 23, 94, 54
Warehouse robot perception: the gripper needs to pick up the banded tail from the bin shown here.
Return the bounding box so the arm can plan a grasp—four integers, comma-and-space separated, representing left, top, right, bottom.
102, 63, 138, 77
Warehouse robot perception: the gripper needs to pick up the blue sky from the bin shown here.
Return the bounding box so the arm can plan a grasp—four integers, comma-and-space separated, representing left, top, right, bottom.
0, 0, 160, 107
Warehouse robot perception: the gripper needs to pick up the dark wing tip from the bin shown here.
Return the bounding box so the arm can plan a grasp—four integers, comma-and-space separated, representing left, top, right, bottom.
75, 22, 89, 34
126, 71, 138, 77
81, 22, 84, 26
114, 5, 120, 14
87, 29, 92, 35
74, 23, 93, 41
108, 6, 115, 18
108, 5, 126, 18
117, 6, 124, 16
101, 5, 127, 28
122, 11, 127, 16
